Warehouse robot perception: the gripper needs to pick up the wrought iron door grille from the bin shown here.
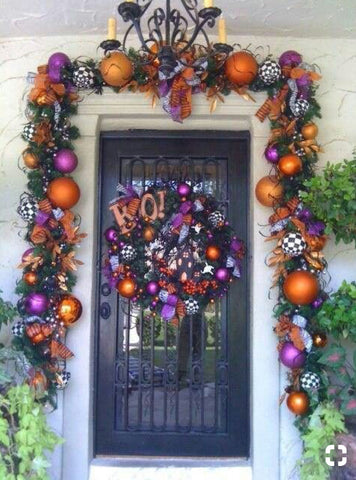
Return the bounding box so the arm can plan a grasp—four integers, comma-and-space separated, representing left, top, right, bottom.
96, 131, 249, 457
114, 155, 228, 433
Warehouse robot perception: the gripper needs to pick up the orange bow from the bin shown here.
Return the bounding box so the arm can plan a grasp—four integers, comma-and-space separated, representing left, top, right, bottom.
290, 67, 322, 82
289, 138, 323, 156
29, 68, 66, 106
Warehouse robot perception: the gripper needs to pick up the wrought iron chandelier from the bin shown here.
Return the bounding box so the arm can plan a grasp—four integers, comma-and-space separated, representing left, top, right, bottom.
100, 0, 232, 77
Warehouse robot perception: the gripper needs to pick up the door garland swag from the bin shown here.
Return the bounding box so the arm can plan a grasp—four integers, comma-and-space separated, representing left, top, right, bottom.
15, 44, 338, 450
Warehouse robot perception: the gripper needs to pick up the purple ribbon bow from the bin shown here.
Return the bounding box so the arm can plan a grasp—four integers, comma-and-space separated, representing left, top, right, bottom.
159, 290, 178, 321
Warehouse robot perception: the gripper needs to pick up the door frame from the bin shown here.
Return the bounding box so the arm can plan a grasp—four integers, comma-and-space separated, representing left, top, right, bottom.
58, 91, 282, 480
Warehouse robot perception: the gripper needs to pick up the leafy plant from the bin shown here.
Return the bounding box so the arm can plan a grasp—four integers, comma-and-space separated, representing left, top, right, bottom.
318, 342, 356, 416
299, 402, 346, 480
0, 384, 63, 480
315, 281, 356, 341
0, 294, 62, 480
300, 156, 356, 245
0, 292, 17, 330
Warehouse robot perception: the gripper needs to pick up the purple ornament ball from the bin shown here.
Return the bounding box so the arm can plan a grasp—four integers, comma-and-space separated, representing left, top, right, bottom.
48, 52, 71, 83
25, 292, 48, 316
279, 342, 306, 369
312, 297, 324, 309
54, 149, 78, 173
215, 267, 230, 282
298, 208, 313, 222
279, 50, 302, 68
264, 145, 280, 164
146, 281, 160, 296
177, 183, 191, 197
104, 227, 118, 243
22, 247, 34, 263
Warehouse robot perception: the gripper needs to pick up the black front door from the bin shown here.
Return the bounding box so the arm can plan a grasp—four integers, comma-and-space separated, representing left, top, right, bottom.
95, 130, 250, 457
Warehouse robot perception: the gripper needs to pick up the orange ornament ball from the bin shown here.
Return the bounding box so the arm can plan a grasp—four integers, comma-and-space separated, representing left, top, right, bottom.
302, 122, 318, 140
23, 271, 38, 286
255, 175, 284, 207
47, 177, 80, 210
117, 277, 137, 298
278, 154, 303, 176
23, 151, 39, 169
287, 391, 309, 415
225, 51, 258, 86
205, 245, 221, 261
57, 295, 82, 327
143, 225, 155, 242
100, 52, 133, 87
283, 270, 319, 305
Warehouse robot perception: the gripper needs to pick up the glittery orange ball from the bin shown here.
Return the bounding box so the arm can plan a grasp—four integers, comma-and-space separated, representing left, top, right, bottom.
255, 175, 284, 207
287, 391, 309, 415
278, 154, 302, 176
143, 225, 155, 242
205, 245, 221, 261
117, 277, 137, 298
302, 122, 318, 140
23, 271, 38, 286
23, 151, 39, 169
47, 177, 80, 210
225, 51, 258, 86
283, 271, 319, 305
57, 295, 82, 327
100, 52, 133, 87
312, 332, 328, 348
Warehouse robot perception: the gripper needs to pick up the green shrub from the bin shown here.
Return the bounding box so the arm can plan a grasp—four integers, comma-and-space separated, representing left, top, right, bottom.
301, 156, 356, 245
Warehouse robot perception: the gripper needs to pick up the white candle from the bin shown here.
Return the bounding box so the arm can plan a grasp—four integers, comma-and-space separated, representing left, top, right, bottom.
107, 17, 117, 40
204, 0, 213, 8
218, 16, 227, 44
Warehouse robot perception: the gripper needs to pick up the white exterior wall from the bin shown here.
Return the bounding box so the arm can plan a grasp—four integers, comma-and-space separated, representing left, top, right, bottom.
0, 34, 355, 480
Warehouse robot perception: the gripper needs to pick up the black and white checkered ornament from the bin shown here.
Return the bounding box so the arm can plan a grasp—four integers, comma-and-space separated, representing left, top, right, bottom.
121, 245, 137, 262
300, 371, 321, 390
18, 195, 38, 222
23, 123, 37, 142
12, 321, 25, 337
73, 66, 96, 89
292, 99, 309, 117
54, 371, 71, 390
184, 298, 199, 315
281, 232, 307, 256
258, 60, 281, 85
208, 211, 225, 228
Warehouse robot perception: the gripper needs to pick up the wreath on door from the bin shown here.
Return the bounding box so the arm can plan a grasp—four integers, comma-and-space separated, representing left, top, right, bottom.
103, 182, 245, 322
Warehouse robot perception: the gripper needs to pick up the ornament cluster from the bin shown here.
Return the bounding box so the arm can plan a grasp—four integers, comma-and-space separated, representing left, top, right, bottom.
15, 43, 332, 463
254, 49, 328, 419
103, 182, 245, 322
16, 52, 87, 400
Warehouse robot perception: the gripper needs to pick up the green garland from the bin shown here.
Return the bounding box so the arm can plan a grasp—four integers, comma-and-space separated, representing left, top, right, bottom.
12, 43, 347, 476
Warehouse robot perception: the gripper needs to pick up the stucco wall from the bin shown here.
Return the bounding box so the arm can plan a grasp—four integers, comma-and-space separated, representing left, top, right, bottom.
0, 34, 356, 480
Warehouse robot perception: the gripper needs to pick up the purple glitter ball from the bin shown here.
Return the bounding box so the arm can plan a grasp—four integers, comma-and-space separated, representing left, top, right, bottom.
48, 52, 71, 83
215, 267, 230, 282
25, 293, 48, 316
54, 149, 78, 173
22, 248, 34, 262
105, 228, 118, 243
298, 208, 313, 222
177, 183, 191, 197
312, 297, 324, 309
264, 145, 280, 164
146, 281, 160, 296
279, 50, 302, 68
279, 342, 306, 369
